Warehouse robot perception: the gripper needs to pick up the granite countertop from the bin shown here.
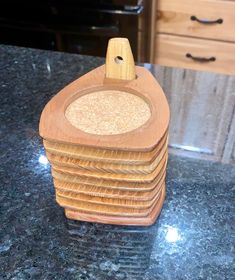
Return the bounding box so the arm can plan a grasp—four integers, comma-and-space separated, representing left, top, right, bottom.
0, 45, 234, 280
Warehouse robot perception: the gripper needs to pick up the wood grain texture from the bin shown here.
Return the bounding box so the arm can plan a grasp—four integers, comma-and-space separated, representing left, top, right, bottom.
56, 185, 164, 217
149, 0, 157, 63
52, 159, 167, 192
152, 64, 235, 162
43, 132, 168, 165
52, 153, 168, 183
46, 141, 168, 175
222, 111, 235, 164
105, 38, 136, 80
55, 178, 163, 209
64, 185, 166, 226
51, 159, 167, 191
39, 38, 170, 225
155, 34, 235, 75
157, 0, 235, 42
53, 172, 166, 201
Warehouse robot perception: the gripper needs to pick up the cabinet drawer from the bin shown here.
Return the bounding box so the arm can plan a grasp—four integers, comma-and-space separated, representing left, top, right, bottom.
157, 0, 235, 42
155, 34, 235, 75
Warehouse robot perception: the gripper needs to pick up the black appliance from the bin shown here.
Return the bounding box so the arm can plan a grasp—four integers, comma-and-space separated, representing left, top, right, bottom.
0, 0, 152, 62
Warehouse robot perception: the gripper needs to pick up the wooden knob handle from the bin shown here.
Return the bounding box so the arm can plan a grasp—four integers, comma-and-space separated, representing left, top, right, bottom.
105, 37, 136, 81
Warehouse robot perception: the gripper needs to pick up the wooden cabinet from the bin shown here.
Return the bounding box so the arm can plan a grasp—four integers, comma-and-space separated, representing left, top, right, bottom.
155, 0, 235, 75
157, 0, 235, 42
152, 0, 235, 164
155, 34, 235, 75
152, 65, 235, 163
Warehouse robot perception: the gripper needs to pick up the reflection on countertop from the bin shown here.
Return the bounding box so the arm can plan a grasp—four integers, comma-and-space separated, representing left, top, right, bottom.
67, 221, 156, 279
0, 45, 234, 280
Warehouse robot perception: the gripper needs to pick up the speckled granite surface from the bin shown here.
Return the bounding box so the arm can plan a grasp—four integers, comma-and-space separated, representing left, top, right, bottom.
0, 45, 234, 280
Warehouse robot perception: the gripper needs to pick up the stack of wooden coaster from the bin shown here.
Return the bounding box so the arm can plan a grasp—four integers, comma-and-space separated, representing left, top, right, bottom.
39, 38, 170, 226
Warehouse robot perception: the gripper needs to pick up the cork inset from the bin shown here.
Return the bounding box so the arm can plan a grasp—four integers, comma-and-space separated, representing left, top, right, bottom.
65, 90, 151, 135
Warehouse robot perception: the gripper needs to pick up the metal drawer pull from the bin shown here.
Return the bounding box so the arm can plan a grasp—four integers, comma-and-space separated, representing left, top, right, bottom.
186, 53, 216, 63
190, 15, 223, 24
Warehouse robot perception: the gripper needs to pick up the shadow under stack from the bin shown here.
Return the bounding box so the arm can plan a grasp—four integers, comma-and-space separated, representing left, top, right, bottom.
39, 38, 170, 226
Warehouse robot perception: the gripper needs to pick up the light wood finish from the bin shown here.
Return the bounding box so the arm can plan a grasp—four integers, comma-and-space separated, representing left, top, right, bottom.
152, 65, 235, 162
39, 65, 169, 152
46, 141, 168, 175
53, 172, 166, 201
43, 132, 168, 165
56, 184, 164, 217
105, 38, 136, 80
222, 111, 235, 164
56, 193, 160, 216
65, 90, 151, 135
65, 186, 166, 226
51, 160, 167, 192
149, 0, 157, 63
39, 37, 170, 225
157, 0, 235, 42
155, 34, 235, 75
52, 153, 167, 183
55, 178, 164, 209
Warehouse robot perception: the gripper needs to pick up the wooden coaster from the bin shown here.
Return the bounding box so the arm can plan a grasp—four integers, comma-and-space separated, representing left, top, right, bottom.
51, 159, 167, 191
51, 152, 167, 183
46, 141, 168, 175
55, 172, 165, 208
56, 183, 164, 217
53, 172, 166, 201
43, 131, 168, 165
56, 181, 163, 209
39, 38, 169, 226
64, 184, 166, 226
39, 66, 170, 152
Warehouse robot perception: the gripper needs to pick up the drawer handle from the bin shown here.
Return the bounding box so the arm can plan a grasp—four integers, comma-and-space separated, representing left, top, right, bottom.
186, 53, 216, 63
190, 15, 223, 24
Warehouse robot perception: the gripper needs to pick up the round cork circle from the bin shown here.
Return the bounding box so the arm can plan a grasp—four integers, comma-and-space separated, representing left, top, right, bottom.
65, 90, 151, 135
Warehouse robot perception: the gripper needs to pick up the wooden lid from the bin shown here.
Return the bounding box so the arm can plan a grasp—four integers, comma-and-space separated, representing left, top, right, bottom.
39, 38, 170, 152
